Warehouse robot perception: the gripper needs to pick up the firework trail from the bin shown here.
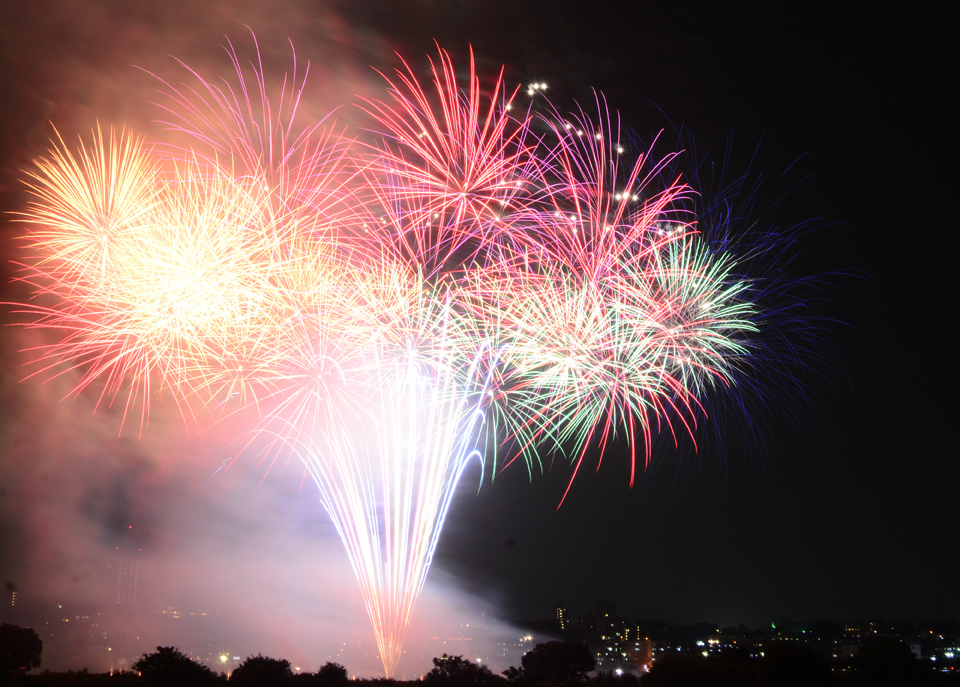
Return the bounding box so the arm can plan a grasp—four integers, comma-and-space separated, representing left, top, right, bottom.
9, 37, 806, 675
259, 279, 497, 674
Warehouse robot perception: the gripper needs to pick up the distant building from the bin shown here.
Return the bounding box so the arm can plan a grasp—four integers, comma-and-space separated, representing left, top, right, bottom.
3, 582, 16, 607
598, 601, 616, 635
596, 637, 653, 673
578, 613, 597, 633
556, 605, 569, 632
834, 642, 860, 660
106, 553, 140, 606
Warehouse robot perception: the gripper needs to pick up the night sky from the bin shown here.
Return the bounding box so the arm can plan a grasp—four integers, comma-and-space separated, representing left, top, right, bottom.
0, 0, 954, 676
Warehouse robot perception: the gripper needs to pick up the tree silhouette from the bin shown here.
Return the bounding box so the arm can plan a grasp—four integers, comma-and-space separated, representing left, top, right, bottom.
0, 623, 42, 672
316, 662, 350, 687
230, 654, 293, 686
519, 641, 595, 682
424, 654, 502, 687
756, 642, 835, 687
644, 650, 755, 687
591, 670, 642, 687
852, 638, 927, 687
293, 661, 351, 687
132, 646, 221, 686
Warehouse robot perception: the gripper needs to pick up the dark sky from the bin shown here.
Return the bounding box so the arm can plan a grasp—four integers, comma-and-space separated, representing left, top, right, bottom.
335, 0, 958, 626
0, 0, 955, 676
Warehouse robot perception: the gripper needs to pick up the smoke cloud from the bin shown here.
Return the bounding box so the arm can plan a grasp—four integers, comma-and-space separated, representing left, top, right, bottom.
0, 0, 525, 678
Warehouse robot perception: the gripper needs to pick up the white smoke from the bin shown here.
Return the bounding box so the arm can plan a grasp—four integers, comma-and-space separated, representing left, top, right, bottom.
0, 0, 525, 677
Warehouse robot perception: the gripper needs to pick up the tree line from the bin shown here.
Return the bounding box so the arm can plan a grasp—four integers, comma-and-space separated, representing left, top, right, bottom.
3, 622, 960, 686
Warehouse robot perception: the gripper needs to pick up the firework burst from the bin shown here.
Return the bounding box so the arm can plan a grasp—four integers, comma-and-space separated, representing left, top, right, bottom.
8, 37, 824, 676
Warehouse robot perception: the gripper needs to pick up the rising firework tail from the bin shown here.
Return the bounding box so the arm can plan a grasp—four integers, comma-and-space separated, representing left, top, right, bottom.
8, 37, 834, 676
